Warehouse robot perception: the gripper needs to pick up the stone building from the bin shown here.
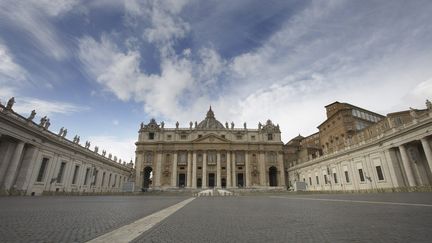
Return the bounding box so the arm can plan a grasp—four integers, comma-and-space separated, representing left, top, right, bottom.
287, 100, 432, 191
318, 102, 385, 154
135, 107, 286, 190
0, 99, 132, 196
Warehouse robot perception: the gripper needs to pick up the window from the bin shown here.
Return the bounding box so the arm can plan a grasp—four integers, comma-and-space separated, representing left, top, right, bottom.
316, 176, 319, 185
149, 132, 155, 140
267, 133, 273, 140
36, 158, 49, 182
198, 135, 202, 138
251, 135, 256, 140
56, 162, 67, 183
309, 177, 312, 185
376, 166, 384, 180
324, 174, 328, 184
180, 135, 187, 140
72, 165, 79, 184
344, 171, 350, 183
167, 135, 172, 140
236, 135, 242, 140
333, 172, 338, 184
84, 168, 90, 185
108, 174, 112, 186
221, 135, 225, 139
358, 169, 365, 182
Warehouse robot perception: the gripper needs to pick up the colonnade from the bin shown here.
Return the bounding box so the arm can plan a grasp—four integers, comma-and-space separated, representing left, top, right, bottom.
398, 136, 432, 187
149, 150, 286, 189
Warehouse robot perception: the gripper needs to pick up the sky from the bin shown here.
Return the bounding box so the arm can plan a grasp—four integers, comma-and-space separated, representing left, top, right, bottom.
1, 0, 432, 163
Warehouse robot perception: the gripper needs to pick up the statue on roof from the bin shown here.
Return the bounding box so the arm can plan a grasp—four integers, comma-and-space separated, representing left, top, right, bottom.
189, 121, 193, 129
58, 127, 64, 136
244, 122, 247, 129
176, 121, 179, 129
62, 129, 67, 138
161, 121, 164, 128
27, 110, 36, 121
44, 119, 51, 129
40, 116, 47, 127
426, 99, 432, 110
231, 122, 234, 129
258, 122, 262, 129
6, 97, 15, 110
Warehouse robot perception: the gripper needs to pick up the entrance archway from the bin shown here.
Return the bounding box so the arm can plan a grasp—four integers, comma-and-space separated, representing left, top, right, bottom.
143, 166, 152, 189
221, 178, 226, 188
178, 173, 186, 187
237, 173, 244, 187
269, 166, 278, 186
197, 178, 202, 188
208, 173, 215, 188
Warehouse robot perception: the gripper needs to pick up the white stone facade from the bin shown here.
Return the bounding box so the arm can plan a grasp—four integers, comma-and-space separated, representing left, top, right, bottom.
135, 107, 286, 190
288, 109, 432, 191
0, 102, 132, 196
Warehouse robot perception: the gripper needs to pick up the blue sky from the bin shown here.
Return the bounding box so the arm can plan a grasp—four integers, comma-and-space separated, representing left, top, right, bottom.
1, 0, 432, 162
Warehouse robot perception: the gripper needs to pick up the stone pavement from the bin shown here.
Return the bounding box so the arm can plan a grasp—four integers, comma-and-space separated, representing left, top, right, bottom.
0, 195, 188, 243
1, 193, 432, 242
133, 192, 432, 243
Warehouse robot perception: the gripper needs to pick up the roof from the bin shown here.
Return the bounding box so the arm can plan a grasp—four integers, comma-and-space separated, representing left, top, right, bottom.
196, 106, 225, 130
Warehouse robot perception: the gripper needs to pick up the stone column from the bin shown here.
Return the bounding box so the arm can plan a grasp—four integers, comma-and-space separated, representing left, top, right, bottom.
399, 145, 416, 187
171, 152, 178, 187
259, 152, 266, 186
155, 152, 162, 187
245, 152, 251, 187
421, 137, 432, 174
202, 151, 207, 188
216, 151, 221, 188
226, 151, 231, 188
232, 151, 237, 187
3, 141, 25, 191
187, 151, 192, 188
278, 152, 286, 187
192, 151, 197, 188
0, 141, 14, 183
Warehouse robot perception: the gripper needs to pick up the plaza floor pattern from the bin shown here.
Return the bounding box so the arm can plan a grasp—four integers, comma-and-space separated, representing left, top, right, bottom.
0, 192, 431, 242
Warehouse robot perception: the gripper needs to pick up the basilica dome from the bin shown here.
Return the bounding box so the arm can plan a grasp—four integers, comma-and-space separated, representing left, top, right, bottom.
197, 106, 225, 129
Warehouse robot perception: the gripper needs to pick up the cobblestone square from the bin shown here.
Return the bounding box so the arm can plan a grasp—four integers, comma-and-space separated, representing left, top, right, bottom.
1, 193, 431, 243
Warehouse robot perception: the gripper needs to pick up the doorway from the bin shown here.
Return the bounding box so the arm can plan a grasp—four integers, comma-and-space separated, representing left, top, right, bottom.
208, 173, 215, 187
143, 166, 152, 189
221, 178, 226, 188
269, 166, 278, 186
237, 173, 244, 187
178, 173, 186, 187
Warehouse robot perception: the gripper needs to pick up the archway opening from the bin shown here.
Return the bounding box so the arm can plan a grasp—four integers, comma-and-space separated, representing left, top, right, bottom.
269, 166, 278, 187
143, 166, 152, 189
178, 173, 186, 187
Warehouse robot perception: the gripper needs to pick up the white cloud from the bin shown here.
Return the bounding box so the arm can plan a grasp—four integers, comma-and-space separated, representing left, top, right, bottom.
80, 1, 432, 143
0, 41, 27, 84
0, 0, 80, 60
12, 97, 88, 117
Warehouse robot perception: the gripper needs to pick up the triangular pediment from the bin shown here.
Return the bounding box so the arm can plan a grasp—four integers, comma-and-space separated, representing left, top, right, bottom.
191, 133, 230, 143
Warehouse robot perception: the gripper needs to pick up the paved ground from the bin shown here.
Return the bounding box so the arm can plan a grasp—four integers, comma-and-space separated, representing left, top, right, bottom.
134, 192, 432, 243
1, 193, 432, 242
0, 196, 188, 242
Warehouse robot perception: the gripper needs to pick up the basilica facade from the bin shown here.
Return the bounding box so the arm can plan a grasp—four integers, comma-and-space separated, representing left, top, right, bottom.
134, 107, 286, 190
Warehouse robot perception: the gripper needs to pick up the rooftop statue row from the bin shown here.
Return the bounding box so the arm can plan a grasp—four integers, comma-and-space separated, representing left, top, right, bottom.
0, 97, 132, 167
139, 106, 281, 132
